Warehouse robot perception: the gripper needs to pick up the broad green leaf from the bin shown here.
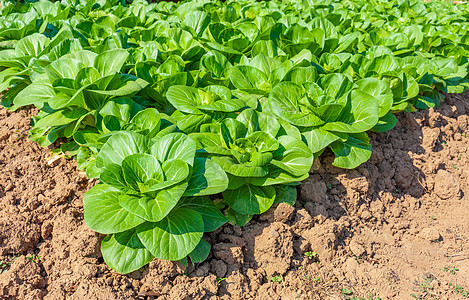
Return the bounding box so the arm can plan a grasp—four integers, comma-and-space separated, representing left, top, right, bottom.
163, 159, 190, 182
274, 185, 297, 205
225, 207, 252, 227
223, 184, 275, 215
12, 82, 55, 109
150, 133, 196, 166
184, 157, 228, 196
118, 190, 181, 223
249, 165, 309, 186
321, 90, 379, 133
211, 156, 268, 177
101, 229, 154, 274
221, 118, 247, 146
229, 65, 269, 92
94, 49, 129, 77
182, 11, 210, 37
178, 196, 227, 232
198, 98, 246, 112
302, 128, 345, 154
100, 163, 128, 192
34, 107, 88, 128
45, 58, 85, 81
330, 133, 371, 169
83, 184, 145, 234
136, 207, 204, 260
96, 131, 153, 168
246, 131, 279, 152
269, 82, 324, 127
188, 239, 211, 263
270, 135, 313, 176
371, 112, 398, 132
130, 108, 161, 138
356, 78, 393, 117
122, 153, 163, 191
16, 33, 50, 57
166, 85, 203, 114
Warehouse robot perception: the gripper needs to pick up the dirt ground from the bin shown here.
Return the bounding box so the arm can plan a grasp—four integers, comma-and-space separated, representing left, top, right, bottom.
0, 91, 468, 300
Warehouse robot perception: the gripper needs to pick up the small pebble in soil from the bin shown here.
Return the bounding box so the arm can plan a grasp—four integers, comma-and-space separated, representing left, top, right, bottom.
434, 170, 460, 199
418, 227, 441, 242
349, 240, 366, 257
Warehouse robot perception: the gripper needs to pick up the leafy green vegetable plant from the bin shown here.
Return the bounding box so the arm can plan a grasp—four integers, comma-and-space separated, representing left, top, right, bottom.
1, 0, 469, 274
84, 131, 228, 273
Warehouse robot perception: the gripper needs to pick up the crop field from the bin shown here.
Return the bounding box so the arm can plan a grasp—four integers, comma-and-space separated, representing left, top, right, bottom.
0, 0, 468, 298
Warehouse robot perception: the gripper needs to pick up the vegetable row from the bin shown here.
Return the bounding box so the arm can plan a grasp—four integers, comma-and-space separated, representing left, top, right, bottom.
0, 0, 468, 274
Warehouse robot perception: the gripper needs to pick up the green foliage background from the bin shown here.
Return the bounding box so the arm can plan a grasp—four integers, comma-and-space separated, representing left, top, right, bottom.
1, 0, 468, 273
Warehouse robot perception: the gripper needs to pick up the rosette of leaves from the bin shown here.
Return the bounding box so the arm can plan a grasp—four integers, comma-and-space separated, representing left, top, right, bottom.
198, 50, 232, 87
278, 23, 326, 57
269, 73, 383, 169
0, 30, 82, 108
134, 54, 190, 113
228, 51, 319, 96
74, 106, 176, 178
156, 28, 206, 64
0, 10, 42, 46
10, 48, 148, 146
83, 130, 229, 274
355, 53, 419, 112
201, 21, 260, 58
0, 0, 72, 46
228, 53, 294, 95
190, 109, 313, 221
166, 84, 246, 133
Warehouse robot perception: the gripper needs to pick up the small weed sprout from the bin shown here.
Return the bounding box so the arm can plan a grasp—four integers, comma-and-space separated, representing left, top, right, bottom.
270, 275, 283, 283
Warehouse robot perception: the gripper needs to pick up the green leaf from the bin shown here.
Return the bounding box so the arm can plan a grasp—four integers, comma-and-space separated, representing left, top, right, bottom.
118, 191, 181, 223
136, 207, 204, 260
101, 229, 154, 274
302, 128, 345, 154
34, 107, 88, 128
45, 58, 85, 81
188, 239, 211, 263
16, 33, 50, 57
356, 78, 393, 118
178, 196, 227, 232
270, 135, 313, 176
211, 156, 268, 177
269, 82, 324, 127
83, 184, 145, 234
248, 165, 309, 186
274, 185, 297, 205
94, 49, 129, 77
371, 112, 398, 132
182, 11, 210, 37
122, 153, 163, 191
12, 82, 56, 109
166, 85, 203, 114
223, 184, 275, 215
150, 133, 196, 166
163, 159, 191, 182
100, 163, 129, 192
184, 157, 228, 196
96, 131, 153, 168
330, 133, 371, 169
221, 118, 247, 146
321, 90, 379, 133
130, 108, 162, 138
246, 131, 279, 152
229, 65, 269, 93
224, 207, 252, 227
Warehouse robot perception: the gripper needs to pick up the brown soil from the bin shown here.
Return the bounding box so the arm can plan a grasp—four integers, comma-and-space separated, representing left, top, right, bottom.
0, 92, 468, 300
